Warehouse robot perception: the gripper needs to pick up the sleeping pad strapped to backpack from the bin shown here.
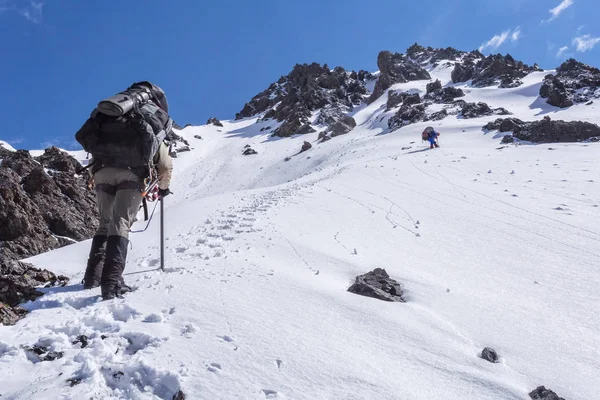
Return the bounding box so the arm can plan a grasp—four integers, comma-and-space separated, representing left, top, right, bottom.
75, 81, 173, 175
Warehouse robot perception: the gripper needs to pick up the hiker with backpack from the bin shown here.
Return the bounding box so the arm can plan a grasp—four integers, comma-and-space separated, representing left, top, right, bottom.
76, 81, 174, 300
422, 126, 440, 149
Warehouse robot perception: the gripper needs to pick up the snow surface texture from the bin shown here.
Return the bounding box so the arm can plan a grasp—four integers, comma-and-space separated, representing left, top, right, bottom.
1, 62, 599, 400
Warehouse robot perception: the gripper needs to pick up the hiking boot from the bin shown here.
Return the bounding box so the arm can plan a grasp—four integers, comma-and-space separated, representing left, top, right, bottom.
100, 235, 129, 300
83, 235, 107, 289
101, 283, 133, 300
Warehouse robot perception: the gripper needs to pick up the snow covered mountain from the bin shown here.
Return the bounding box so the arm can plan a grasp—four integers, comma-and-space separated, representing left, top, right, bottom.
1, 45, 599, 400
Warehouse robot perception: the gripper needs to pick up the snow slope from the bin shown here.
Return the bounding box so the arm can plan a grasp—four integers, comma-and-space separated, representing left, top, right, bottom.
1, 63, 599, 400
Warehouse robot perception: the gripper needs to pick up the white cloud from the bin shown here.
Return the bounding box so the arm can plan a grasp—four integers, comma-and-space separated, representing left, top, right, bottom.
556, 46, 569, 57
572, 34, 600, 52
511, 27, 522, 42
546, 0, 574, 22
479, 27, 521, 52
19, 1, 43, 24
0, 1, 44, 24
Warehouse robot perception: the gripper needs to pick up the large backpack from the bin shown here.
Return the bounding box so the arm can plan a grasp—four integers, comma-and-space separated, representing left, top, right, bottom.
75, 81, 173, 173
422, 126, 434, 141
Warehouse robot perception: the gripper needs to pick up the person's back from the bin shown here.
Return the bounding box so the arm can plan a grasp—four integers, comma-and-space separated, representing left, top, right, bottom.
428, 129, 440, 149
77, 81, 174, 300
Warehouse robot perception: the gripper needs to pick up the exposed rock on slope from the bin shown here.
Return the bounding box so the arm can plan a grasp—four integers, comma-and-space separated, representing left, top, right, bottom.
236, 63, 371, 137
0, 145, 94, 324
483, 117, 600, 143
540, 59, 600, 108
452, 53, 540, 88
368, 50, 431, 103
348, 268, 405, 302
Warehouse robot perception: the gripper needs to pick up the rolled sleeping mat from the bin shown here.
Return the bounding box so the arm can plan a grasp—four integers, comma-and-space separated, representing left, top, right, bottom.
97, 91, 151, 116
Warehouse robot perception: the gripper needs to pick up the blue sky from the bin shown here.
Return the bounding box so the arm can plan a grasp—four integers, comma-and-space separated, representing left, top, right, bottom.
1, 0, 599, 150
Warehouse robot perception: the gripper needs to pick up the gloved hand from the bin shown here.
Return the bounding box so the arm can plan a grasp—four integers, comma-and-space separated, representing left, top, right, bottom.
158, 188, 171, 199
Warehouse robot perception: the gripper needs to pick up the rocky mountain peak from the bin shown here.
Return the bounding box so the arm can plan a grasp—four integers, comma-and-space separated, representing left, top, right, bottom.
236, 62, 372, 137
540, 58, 600, 108
367, 50, 431, 104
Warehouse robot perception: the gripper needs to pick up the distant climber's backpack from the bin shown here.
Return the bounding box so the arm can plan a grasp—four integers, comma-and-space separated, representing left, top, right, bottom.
422, 126, 434, 141
75, 81, 173, 172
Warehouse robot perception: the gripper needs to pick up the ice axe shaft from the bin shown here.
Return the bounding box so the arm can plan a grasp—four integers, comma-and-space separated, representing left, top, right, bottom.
160, 197, 165, 271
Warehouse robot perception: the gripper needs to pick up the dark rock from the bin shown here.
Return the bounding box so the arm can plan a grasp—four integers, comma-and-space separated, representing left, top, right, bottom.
300, 141, 312, 153
25, 345, 64, 362
452, 53, 537, 88
404, 93, 422, 106
1, 260, 69, 309
175, 145, 191, 153
515, 119, 600, 143
296, 124, 316, 135
481, 347, 499, 363
348, 268, 405, 302
36, 147, 80, 174
0, 302, 27, 325
0, 147, 98, 264
166, 130, 190, 148
318, 131, 332, 142
495, 107, 512, 115
460, 102, 493, 118
194, 135, 202, 140
369, 51, 431, 104
242, 148, 258, 156
326, 115, 357, 138
388, 104, 427, 131
501, 135, 514, 144
426, 79, 442, 94
67, 378, 82, 387
540, 59, 600, 108
386, 90, 405, 110
206, 117, 223, 127
316, 104, 351, 125
237, 63, 368, 138
406, 43, 467, 65
72, 335, 89, 348
424, 87, 465, 104
172, 390, 186, 400
424, 109, 448, 122
451, 63, 475, 84
483, 118, 524, 132
172, 121, 183, 130
529, 386, 565, 400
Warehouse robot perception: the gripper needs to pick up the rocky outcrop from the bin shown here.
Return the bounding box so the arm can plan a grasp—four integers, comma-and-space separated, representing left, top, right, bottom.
388, 104, 427, 131
368, 51, 431, 104
483, 117, 525, 132
0, 146, 93, 325
0, 302, 26, 325
348, 268, 405, 302
242, 146, 258, 155
458, 101, 510, 118
540, 59, 600, 108
0, 147, 98, 262
424, 86, 465, 104
406, 43, 467, 65
316, 104, 351, 125
426, 79, 443, 94
480, 347, 499, 363
319, 115, 357, 141
235, 63, 370, 138
1, 260, 68, 325
529, 386, 565, 400
452, 53, 539, 88
300, 141, 312, 153
206, 117, 224, 127
483, 117, 600, 143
